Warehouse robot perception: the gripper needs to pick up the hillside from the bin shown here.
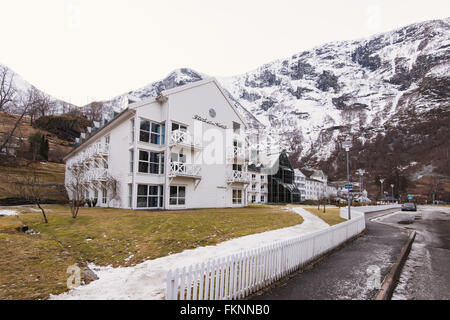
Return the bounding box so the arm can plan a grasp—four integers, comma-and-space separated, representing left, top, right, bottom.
0, 112, 71, 204
95, 18, 449, 200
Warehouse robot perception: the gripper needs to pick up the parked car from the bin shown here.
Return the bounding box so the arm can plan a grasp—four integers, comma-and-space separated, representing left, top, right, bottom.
401, 202, 417, 211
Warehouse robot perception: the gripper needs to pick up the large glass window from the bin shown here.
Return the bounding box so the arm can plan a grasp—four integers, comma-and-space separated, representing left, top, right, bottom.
232, 189, 242, 204
136, 184, 163, 208
138, 150, 164, 174
140, 119, 165, 145
170, 186, 186, 205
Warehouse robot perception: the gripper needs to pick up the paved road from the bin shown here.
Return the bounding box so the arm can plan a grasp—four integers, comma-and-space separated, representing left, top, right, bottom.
252, 208, 409, 300
381, 206, 450, 300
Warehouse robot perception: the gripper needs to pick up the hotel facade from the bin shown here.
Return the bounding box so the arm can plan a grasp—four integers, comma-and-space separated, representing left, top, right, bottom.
64, 79, 256, 210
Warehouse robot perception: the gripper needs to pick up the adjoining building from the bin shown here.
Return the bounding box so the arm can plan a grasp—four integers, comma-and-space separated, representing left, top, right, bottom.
247, 164, 268, 204
64, 78, 252, 210
293, 169, 306, 202
267, 151, 301, 203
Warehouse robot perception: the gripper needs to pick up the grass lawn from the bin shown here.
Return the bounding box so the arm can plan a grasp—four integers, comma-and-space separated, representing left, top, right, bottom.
0, 204, 302, 299
0, 162, 66, 201
301, 206, 346, 226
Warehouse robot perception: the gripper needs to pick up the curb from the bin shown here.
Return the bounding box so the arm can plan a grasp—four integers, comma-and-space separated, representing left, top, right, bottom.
375, 230, 416, 300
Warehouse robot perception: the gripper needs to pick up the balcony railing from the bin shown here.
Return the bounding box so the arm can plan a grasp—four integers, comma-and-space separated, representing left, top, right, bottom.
169, 130, 202, 149
169, 161, 201, 178
81, 167, 108, 183
227, 146, 248, 160
227, 170, 250, 183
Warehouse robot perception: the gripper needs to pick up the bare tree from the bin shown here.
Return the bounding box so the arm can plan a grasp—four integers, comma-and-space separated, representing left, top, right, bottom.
0, 87, 39, 154
65, 165, 86, 218
84, 101, 104, 122
105, 175, 120, 207
0, 66, 16, 112
8, 166, 49, 223
25, 87, 55, 124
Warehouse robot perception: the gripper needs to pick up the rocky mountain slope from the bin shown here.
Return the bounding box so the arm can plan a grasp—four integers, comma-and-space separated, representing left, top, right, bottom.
2, 18, 449, 199
100, 18, 449, 187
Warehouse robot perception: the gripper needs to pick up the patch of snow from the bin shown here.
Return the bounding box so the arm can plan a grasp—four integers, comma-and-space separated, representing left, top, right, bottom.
50, 207, 329, 300
0, 209, 19, 216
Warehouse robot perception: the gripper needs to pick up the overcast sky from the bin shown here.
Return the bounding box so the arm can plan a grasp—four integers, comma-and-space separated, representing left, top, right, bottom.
1, 0, 448, 106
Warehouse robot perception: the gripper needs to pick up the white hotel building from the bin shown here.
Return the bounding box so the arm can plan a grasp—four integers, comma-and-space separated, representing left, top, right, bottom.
64, 78, 255, 210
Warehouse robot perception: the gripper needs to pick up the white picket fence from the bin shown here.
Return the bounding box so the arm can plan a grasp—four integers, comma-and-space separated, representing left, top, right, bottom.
165, 209, 366, 300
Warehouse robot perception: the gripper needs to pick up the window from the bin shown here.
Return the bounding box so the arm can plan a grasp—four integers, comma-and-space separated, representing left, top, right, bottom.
261, 175, 264, 181
131, 119, 135, 142
94, 189, 98, 200
137, 184, 163, 208
102, 187, 107, 204
105, 135, 110, 149
138, 150, 164, 174
139, 119, 165, 145
232, 164, 242, 171
170, 186, 186, 206
233, 122, 241, 134
252, 174, 256, 180
232, 189, 242, 204
128, 184, 132, 208
130, 150, 134, 173
252, 195, 256, 203
171, 152, 186, 163
261, 195, 265, 202
85, 190, 89, 199
172, 123, 187, 132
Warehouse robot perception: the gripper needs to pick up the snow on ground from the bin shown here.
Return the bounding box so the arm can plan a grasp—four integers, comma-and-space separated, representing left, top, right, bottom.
0, 209, 19, 216
51, 207, 329, 300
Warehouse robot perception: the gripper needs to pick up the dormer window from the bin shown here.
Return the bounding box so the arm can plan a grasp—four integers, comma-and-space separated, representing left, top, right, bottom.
233, 122, 240, 134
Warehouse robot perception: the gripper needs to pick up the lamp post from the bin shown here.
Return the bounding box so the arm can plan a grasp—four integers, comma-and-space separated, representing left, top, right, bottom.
357, 169, 366, 205
391, 184, 394, 204
343, 139, 352, 219
379, 178, 384, 204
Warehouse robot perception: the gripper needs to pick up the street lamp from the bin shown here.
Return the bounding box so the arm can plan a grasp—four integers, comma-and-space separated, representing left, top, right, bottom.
343, 139, 352, 219
357, 169, 366, 205
379, 178, 385, 203
391, 184, 394, 204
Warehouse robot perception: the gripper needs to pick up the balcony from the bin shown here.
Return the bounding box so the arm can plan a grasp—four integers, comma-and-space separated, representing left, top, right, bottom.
227, 170, 250, 183
169, 130, 202, 149
169, 161, 201, 178
227, 146, 249, 161
82, 168, 108, 183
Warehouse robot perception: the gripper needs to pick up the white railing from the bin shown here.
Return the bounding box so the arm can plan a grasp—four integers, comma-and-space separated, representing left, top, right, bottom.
227, 170, 250, 183
169, 161, 201, 177
169, 130, 202, 148
81, 167, 108, 183
165, 209, 366, 300
227, 146, 248, 160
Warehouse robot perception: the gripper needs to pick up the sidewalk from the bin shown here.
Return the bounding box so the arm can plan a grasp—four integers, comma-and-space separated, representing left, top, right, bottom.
253, 209, 409, 300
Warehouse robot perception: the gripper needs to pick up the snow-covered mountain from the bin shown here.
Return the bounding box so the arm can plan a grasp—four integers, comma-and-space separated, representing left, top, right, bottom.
101, 18, 449, 172
2, 18, 449, 185
0, 64, 75, 113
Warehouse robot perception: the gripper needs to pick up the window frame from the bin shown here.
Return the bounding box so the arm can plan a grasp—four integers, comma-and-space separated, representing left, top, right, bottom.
232, 189, 242, 204
138, 150, 164, 174
139, 119, 165, 145
136, 184, 164, 209
169, 185, 186, 206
